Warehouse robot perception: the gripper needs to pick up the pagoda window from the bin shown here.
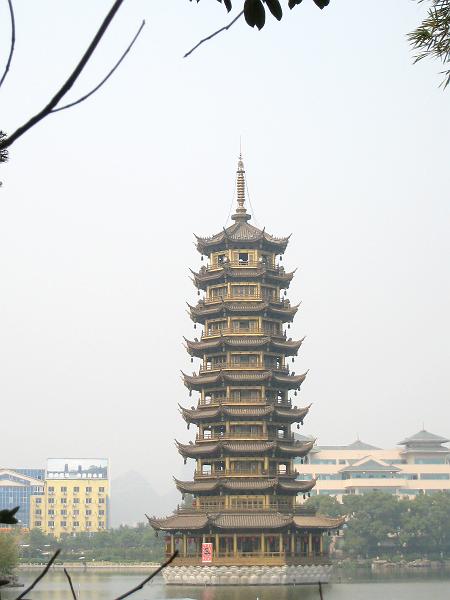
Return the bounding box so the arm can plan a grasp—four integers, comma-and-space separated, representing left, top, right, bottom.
216, 253, 227, 266
238, 252, 249, 265
231, 353, 260, 367
264, 355, 283, 370
231, 389, 261, 402
206, 320, 227, 335
260, 253, 275, 268
263, 320, 282, 335
231, 284, 258, 298
230, 424, 263, 438
230, 460, 263, 474
261, 285, 277, 300
230, 496, 265, 510
232, 319, 259, 333
210, 285, 228, 300
201, 463, 212, 476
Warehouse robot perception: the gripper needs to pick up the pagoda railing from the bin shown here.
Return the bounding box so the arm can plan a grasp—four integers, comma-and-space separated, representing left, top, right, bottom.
195, 432, 295, 441
199, 362, 289, 373
198, 397, 292, 406
194, 469, 295, 478
205, 260, 281, 271
202, 327, 285, 339
205, 293, 282, 304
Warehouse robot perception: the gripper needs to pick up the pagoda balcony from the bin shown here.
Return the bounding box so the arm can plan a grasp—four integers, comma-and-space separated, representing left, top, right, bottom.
194, 468, 295, 479
199, 362, 289, 373
205, 260, 281, 271
195, 432, 295, 441
204, 293, 285, 305
198, 397, 292, 407
202, 327, 286, 339
169, 553, 331, 567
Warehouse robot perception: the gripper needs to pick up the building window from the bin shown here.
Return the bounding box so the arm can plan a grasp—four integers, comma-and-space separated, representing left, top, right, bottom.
61, 521, 67, 527
85, 498, 92, 504
35, 509, 42, 515
35, 498, 42, 504
48, 498, 55, 504
86, 521, 92, 527
61, 486, 67, 492
99, 510, 105, 515
73, 521, 79, 527
48, 521, 54, 527
86, 487, 92, 493
48, 510, 55, 515
99, 487, 105, 493
35, 521, 41, 527
61, 510, 67, 516
48, 486, 54, 492
73, 510, 79, 516
98, 521, 105, 528
61, 498, 67, 504
99, 498, 105, 504
74, 487, 79, 493
86, 509, 92, 516
73, 498, 80, 504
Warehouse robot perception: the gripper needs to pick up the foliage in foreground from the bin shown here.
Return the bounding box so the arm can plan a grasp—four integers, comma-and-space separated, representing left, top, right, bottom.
305, 491, 450, 559
20, 524, 164, 564
0, 532, 19, 576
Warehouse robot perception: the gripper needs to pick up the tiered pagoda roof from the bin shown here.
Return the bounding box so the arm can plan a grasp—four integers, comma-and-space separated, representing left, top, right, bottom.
176, 439, 315, 459
184, 335, 304, 357
195, 222, 290, 255
179, 403, 311, 424
173, 476, 318, 495
182, 370, 308, 390
188, 299, 300, 323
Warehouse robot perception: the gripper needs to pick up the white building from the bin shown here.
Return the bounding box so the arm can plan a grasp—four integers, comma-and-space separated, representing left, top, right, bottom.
295, 430, 450, 500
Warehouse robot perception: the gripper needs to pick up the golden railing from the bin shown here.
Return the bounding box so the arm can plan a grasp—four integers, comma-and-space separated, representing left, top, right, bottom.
195, 432, 295, 441
199, 362, 288, 373
202, 327, 285, 339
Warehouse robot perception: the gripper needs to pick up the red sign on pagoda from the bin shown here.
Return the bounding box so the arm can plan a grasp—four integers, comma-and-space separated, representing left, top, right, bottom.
201, 542, 213, 563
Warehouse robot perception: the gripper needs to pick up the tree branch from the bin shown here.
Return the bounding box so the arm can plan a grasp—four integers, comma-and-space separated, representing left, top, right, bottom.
0, 0, 16, 89
184, 10, 244, 58
52, 19, 145, 113
0, 0, 128, 152
113, 551, 178, 600
63, 568, 77, 600
15, 549, 61, 600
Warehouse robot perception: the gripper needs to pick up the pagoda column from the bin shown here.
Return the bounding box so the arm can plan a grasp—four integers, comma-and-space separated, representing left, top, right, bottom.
170, 534, 174, 555
291, 532, 295, 556
308, 533, 313, 557
261, 533, 265, 555
233, 533, 238, 557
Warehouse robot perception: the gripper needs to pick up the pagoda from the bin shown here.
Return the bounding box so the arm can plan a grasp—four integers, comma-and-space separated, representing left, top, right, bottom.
149, 157, 344, 585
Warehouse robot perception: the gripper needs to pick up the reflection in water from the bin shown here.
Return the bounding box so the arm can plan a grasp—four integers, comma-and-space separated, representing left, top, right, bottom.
2, 571, 450, 600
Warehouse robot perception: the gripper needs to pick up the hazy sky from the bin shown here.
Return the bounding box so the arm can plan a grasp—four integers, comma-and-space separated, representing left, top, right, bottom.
0, 1, 449, 495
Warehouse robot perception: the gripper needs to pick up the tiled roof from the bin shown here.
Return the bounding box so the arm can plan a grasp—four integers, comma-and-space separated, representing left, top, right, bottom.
182, 371, 308, 388
148, 507, 342, 533
179, 404, 310, 423
293, 515, 345, 530
174, 477, 316, 494
195, 221, 290, 252
339, 456, 401, 473
398, 429, 449, 445
176, 439, 315, 458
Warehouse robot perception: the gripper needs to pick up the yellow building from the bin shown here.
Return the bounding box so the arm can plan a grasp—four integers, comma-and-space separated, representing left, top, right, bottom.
30, 458, 109, 537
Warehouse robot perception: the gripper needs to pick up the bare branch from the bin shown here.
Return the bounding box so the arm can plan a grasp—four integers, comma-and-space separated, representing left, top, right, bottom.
184, 10, 244, 58
63, 568, 77, 600
15, 549, 61, 600
113, 551, 178, 600
52, 19, 145, 113
0, 0, 16, 89
0, 0, 127, 152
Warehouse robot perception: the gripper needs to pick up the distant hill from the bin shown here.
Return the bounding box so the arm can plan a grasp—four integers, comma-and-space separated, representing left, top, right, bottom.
110, 470, 179, 527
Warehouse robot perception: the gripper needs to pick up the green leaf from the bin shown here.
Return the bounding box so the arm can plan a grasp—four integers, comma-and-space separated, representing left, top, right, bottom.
244, 0, 266, 30
288, 0, 303, 9
264, 0, 282, 21
313, 0, 330, 8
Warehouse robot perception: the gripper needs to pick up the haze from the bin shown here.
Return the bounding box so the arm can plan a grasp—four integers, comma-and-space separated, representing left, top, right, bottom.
0, 1, 449, 499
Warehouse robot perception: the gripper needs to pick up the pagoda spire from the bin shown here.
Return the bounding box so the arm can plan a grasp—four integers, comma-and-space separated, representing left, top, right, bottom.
232, 154, 251, 222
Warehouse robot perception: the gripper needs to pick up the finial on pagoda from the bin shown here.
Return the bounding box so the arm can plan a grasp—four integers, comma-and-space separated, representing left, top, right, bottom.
232, 153, 251, 222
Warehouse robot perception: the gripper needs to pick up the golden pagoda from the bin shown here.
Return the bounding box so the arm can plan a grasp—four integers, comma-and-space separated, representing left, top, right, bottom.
149, 156, 344, 585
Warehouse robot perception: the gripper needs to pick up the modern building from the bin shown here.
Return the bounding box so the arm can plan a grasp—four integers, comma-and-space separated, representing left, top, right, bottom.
30, 458, 110, 537
295, 430, 450, 500
0, 468, 45, 528
149, 157, 343, 585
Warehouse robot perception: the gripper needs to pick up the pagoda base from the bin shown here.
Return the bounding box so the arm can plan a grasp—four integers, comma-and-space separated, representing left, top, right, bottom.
163, 564, 333, 585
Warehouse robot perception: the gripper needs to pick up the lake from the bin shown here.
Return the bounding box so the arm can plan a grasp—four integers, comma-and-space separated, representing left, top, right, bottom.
2, 571, 449, 600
